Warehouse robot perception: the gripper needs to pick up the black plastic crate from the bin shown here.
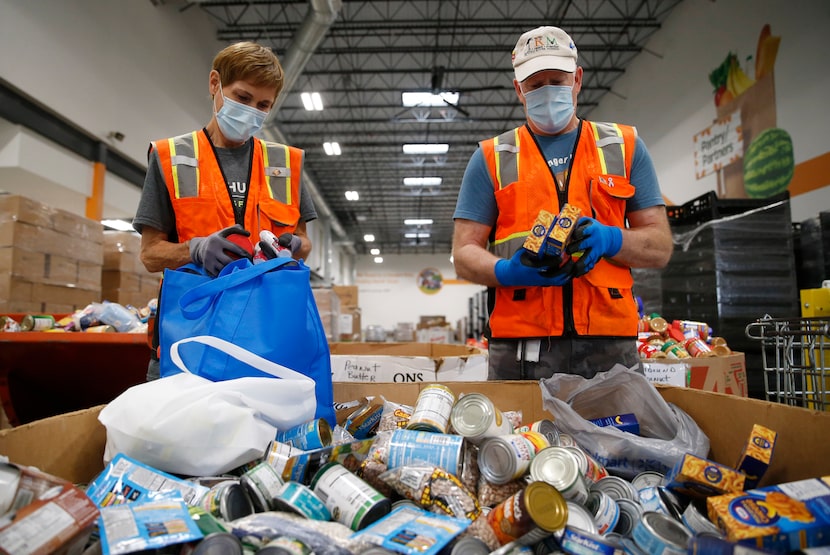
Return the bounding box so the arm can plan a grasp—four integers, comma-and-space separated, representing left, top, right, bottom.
667, 190, 790, 228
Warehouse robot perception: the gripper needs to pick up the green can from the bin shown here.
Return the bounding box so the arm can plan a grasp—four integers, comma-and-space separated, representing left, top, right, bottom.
20, 314, 55, 331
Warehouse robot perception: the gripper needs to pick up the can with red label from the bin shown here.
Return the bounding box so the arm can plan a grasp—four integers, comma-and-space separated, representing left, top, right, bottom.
515, 419, 560, 447
638, 341, 668, 359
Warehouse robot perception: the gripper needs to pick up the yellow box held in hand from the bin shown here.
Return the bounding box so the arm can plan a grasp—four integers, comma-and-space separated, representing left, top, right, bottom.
664, 453, 746, 498
522, 204, 582, 257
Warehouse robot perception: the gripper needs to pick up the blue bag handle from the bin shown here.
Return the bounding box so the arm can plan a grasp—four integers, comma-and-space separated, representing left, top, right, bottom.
178, 257, 303, 319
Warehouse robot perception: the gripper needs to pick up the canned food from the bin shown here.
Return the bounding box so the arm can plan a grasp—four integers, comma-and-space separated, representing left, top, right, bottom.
681, 502, 723, 536
20, 314, 55, 331
562, 500, 598, 535
638, 341, 668, 359
647, 315, 668, 333
631, 471, 665, 492
613, 498, 644, 536
486, 481, 568, 546
185, 532, 243, 555
271, 481, 331, 521
407, 384, 456, 433
263, 440, 306, 480
187, 506, 229, 536
516, 419, 560, 446
592, 475, 639, 502
557, 433, 577, 447
518, 430, 550, 455
85, 324, 116, 333
684, 337, 716, 358
478, 434, 536, 485
275, 418, 332, 450
563, 446, 608, 485
673, 320, 711, 340
240, 461, 284, 512
450, 392, 512, 443
344, 402, 384, 439
310, 461, 391, 531
447, 536, 490, 555
660, 339, 689, 359
558, 526, 617, 555
638, 486, 680, 519
529, 447, 589, 504
631, 512, 692, 555
0, 315, 21, 332
586, 490, 620, 535
257, 536, 313, 555
387, 429, 464, 476
198, 480, 254, 522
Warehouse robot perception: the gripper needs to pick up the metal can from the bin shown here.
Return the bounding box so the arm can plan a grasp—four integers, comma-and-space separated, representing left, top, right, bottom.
20, 314, 55, 331
517, 431, 550, 455
660, 339, 689, 359
263, 440, 306, 480
592, 475, 639, 502
446, 536, 491, 555
184, 532, 243, 555
257, 536, 313, 555
586, 490, 620, 536
0, 315, 21, 332
310, 461, 391, 531
529, 446, 589, 504
558, 526, 617, 555
564, 446, 608, 485
638, 486, 677, 518
631, 471, 665, 492
275, 418, 332, 450
240, 461, 284, 512
681, 502, 723, 537
516, 419, 560, 446
198, 480, 254, 522
557, 433, 577, 447
478, 434, 536, 485
85, 324, 116, 333
613, 498, 644, 536
486, 481, 568, 546
562, 501, 598, 535
450, 392, 513, 443
407, 384, 456, 433
271, 480, 331, 521
684, 337, 716, 358
631, 512, 692, 555
187, 506, 228, 536
344, 402, 384, 440
387, 429, 465, 476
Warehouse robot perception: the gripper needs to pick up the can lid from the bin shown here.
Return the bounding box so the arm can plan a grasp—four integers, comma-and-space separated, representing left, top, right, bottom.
239, 474, 269, 513
532, 419, 561, 446
641, 511, 692, 548
631, 471, 665, 491
317, 418, 333, 447
191, 532, 243, 555
562, 446, 588, 476
450, 393, 494, 438
219, 483, 254, 521
613, 499, 643, 536
592, 475, 638, 502
565, 501, 598, 534
524, 481, 568, 532
529, 447, 579, 490
478, 437, 518, 484
449, 536, 491, 555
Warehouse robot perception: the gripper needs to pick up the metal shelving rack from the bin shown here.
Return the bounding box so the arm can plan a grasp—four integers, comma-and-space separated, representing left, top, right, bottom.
746, 316, 830, 409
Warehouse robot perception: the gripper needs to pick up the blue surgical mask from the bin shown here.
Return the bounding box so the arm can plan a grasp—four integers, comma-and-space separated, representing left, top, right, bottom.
214, 84, 268, 143
523, 84, 575, 134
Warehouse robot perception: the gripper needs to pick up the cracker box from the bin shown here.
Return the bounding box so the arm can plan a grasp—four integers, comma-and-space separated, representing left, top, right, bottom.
664, 453, 746, 498
707, 477, 830, 551
736, 424, 777, 490
522, 209, 556, 255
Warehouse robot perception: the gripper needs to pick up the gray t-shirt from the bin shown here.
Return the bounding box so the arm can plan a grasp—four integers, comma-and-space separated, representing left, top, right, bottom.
133, 133, 316, 240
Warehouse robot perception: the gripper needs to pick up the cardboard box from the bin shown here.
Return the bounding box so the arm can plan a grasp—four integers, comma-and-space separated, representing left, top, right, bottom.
642, 352, 748, 397
416, 326, 454, 344
338, 307, 361, 342
2, 383, 830, 489
329, 342, 487, 383
312, 287, 341, 341
0, 194, 103, 245
333, 285, 358, 308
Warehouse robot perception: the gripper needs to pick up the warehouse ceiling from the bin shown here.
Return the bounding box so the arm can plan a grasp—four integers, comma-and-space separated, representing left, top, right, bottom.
180, 0, 682, 255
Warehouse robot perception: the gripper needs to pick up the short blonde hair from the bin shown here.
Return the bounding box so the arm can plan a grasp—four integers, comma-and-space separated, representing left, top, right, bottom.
212, 42, 284, 97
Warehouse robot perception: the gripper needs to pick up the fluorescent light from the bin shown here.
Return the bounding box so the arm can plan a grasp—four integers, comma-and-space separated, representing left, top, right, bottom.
404, 218, 433, 226
403, 177, 442, 187
301, 92, 323, 111
345, 190, 359, 201
370, 248, 380, 255
323, 141, 341, 155
403, 143, 449, 155
374, 256, 384, 264
102, 219, 135, 231
363, 234, 375, 242
402, 91, 459, 107
405, 232, 431, 239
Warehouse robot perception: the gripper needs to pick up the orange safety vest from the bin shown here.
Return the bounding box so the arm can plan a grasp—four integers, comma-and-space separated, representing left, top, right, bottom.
153, 129, 304, 241
481, 120, 639, 338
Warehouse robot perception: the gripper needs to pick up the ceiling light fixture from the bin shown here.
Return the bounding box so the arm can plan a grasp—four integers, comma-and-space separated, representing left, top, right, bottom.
323, 142, 341, 156
403, 177, 442, 186
101, 219, 136, 231
405, 232, 431, 239
402, 91, 460, 107
404, 218, 433, 226
345, 190, 359, 201
363, 234, 375, 242
374, 256, 383, 264
370, 248, 380, 255
301, 92, 324, 111
402, 143, 449, 155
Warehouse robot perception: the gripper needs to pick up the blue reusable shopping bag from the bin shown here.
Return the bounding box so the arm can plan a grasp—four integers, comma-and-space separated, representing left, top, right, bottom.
157, 256, 335, 426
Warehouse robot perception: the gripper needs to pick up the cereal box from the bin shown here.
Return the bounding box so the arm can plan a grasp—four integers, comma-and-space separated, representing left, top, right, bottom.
707, 477, 830, 551
735, 424, 777, 490
664, 453, 746, 498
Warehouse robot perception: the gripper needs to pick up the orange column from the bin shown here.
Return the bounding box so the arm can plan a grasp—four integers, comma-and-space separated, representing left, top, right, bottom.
86, 143, 106, 220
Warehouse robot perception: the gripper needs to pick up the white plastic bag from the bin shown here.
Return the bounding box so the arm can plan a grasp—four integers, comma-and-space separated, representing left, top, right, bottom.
540, 365, 709, 479
99, 335, 317, 476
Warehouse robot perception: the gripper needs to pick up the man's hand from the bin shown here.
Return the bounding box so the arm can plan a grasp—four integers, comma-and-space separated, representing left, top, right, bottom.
566, 217, 623, 277
189, 224, 252, 276
495, 249, 573, 287
279, 232, 302, 255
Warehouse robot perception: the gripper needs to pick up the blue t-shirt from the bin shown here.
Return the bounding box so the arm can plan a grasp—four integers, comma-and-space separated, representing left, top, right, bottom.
453, 124, 664, 226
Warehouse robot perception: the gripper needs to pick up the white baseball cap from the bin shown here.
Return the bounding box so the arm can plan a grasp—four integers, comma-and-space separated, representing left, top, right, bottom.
512, 26, 578, 81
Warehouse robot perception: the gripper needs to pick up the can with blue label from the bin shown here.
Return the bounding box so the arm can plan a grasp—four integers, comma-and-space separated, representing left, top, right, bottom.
275, 418, 332, 450
631, 512, 692, 555
586, 489, 620, 536
387, 429, 465, 476
559, 526, 617, 555
272, 480, 331, 521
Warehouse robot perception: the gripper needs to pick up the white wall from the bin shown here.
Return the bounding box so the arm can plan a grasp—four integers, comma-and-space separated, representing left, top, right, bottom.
589, 0, 830, 222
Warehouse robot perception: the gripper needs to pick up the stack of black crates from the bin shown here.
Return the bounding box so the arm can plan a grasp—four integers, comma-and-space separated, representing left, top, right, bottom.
660, 190, 800, 399
793, 211, 830, 290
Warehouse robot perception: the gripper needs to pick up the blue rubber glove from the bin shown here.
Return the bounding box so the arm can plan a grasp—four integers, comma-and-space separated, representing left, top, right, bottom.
189, 224, 252, 276
495, 249, 573, 287
566, 217, 623, 277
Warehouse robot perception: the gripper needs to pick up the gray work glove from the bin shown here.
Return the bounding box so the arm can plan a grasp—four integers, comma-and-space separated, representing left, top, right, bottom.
189, 224, 252, 276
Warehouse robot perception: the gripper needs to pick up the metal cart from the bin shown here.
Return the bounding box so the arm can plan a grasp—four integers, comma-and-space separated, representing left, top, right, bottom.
746, 316, 830, 409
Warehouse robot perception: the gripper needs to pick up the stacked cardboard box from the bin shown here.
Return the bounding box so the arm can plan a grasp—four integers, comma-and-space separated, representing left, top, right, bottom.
0, 194, 103, 313
312, 286, 341, 342
333, 285, 361, 341
101, 231, 160, 308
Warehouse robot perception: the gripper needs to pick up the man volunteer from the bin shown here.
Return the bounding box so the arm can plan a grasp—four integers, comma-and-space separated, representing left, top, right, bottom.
452, 26, 673, 380
134, 41, 316, 380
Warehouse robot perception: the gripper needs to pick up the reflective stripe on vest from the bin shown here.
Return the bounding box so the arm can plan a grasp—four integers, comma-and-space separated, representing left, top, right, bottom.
493, 128, 520, 190
168, 131, 200, 198
590, 121, 628, 177
260, 140, 292, 204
